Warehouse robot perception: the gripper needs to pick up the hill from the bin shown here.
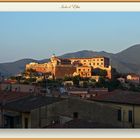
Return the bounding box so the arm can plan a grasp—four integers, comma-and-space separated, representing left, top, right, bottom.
0, 44, 140, 77
0, 59, 38, 77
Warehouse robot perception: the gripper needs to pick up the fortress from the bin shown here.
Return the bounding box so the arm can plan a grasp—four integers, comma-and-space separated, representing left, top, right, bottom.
26, 55, 112, 79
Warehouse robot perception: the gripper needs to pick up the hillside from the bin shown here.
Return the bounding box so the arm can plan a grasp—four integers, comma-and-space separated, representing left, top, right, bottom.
116, 44, 140, 65
0, 59, 38, 77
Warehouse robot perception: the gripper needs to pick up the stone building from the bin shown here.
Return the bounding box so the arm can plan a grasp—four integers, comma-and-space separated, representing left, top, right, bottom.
2, 96, 64, 128
26, 55, 112, 79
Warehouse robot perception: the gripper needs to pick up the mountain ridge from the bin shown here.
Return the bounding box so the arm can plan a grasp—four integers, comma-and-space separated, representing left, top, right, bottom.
1, 44, 140, 77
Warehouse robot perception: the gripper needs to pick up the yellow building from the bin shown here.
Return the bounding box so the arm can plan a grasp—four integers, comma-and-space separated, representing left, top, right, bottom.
70, 56, 112, 79
92, 90, 140, 128
76, 66, 92, 78
70, 56, 110, 68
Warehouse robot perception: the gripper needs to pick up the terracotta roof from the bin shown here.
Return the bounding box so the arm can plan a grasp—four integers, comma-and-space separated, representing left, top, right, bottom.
91, 90, 140, 105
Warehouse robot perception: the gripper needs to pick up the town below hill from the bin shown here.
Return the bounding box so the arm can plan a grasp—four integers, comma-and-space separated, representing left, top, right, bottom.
0, 48, 140, 128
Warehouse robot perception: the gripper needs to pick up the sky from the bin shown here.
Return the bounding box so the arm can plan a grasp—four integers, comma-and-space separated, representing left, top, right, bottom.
0, 12, 140, 63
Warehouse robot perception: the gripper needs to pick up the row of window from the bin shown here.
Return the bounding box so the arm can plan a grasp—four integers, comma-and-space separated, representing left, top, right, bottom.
83, 59, 104, 62
83, 63, 104, 66
80, 72, 91, 76
78, 69, 90, 72
117, 109, 132, 123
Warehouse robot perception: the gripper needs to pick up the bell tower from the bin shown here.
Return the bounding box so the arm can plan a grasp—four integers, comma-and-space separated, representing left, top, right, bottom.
51, 54, 59, 67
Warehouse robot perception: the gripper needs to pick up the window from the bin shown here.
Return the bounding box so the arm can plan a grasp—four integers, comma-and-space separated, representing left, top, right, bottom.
24, 118, 28, 128
97, 63, 99, 65
128, 110, 132, 123
117, 109, 122, 121
101, 59, 104, 61
73, 112, 78, 119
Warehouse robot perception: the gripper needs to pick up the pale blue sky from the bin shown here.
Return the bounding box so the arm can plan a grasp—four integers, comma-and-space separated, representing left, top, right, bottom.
0, 12, 140, 63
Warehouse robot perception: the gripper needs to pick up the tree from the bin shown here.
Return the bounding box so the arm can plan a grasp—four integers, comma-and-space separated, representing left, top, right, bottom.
108, 79, 121, 92
63, 76, 72, 81
92, 68, 107, 77
72, 75, 81, 87
26, 68, 39, 78
95, 77, 108, 88
83, 81, 88, 88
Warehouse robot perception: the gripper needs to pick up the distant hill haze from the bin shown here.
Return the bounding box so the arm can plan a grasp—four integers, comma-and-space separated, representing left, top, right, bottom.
1, 44, 140, 77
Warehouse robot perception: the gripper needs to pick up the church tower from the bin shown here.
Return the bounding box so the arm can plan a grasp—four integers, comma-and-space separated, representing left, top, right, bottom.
51, 54, 60, 67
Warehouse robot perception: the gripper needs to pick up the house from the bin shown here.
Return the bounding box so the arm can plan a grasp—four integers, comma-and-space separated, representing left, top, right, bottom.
63, 81, 73, 86
2, 89, 138, 128
0, 83, 38, 93
127, 73, 140, 84
2, 96, 65, 128
67, 88, 88, 98
91, 90, 140, 128
0, 91, 30, 127
117, 77, 125, 84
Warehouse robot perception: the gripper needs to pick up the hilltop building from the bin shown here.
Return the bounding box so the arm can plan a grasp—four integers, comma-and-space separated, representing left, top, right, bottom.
126, 73, 140, 84
26, 55, 112, 79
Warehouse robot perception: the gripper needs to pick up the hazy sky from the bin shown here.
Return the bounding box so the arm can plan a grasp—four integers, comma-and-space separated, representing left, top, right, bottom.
0, 12, 140, 63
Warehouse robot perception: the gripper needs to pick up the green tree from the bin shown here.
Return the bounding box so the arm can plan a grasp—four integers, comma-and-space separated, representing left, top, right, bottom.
92, 68, 107, 77
72, 75, 81, 87
63, 76, 72, 81
95, 77, 108, 88
108, 79, 121, 91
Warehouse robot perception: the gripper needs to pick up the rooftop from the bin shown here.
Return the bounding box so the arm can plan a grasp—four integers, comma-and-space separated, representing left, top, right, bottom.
91, 90, 140, 106
69, 56, 109, 59
127, 73, 140, 77
0, 91, 30, 104
4, 95, 64, 112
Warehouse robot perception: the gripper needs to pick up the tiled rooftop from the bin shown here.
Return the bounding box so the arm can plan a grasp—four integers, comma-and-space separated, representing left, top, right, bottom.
4, 95, 64, 112
0, 91, 30, 104
91, 90, 140, 105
